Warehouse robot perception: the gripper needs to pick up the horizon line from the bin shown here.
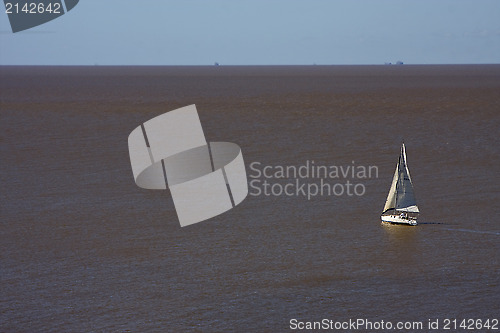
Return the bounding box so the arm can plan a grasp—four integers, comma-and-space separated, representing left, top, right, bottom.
1, 63, 500, 67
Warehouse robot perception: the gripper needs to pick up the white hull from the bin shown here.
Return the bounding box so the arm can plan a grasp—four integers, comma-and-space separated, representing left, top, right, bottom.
381, 214, 418, 226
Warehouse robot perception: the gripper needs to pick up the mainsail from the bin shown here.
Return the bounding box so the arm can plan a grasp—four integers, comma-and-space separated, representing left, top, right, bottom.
382, 143, 419, 214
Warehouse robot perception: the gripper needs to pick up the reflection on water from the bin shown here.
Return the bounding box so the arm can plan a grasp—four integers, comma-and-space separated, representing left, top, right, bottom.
381, 222, 420, 267
382, 222, 418, 244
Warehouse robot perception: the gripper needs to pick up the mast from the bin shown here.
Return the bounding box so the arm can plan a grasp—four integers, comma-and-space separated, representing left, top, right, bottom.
395, 143, 403, 211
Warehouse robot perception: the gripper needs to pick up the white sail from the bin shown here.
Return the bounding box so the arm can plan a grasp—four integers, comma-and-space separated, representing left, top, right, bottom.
382, 143, 419, 214
395, 143, 419, 212
382, 165, 398, 213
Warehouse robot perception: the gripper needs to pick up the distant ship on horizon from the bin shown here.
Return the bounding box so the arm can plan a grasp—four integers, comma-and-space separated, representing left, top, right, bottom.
385, 61, 404, 65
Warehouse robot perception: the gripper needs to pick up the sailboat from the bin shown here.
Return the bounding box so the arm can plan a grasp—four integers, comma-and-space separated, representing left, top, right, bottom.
381, 143, 419, 226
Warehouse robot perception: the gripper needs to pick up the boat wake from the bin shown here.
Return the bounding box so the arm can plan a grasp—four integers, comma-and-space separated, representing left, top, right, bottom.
440, 227, 500, 236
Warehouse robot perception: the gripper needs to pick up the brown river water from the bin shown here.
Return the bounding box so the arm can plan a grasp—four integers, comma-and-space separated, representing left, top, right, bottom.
1, 65, 499, 332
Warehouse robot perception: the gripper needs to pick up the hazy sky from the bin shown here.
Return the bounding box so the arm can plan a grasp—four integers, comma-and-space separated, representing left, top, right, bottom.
1, 0, 499, 65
